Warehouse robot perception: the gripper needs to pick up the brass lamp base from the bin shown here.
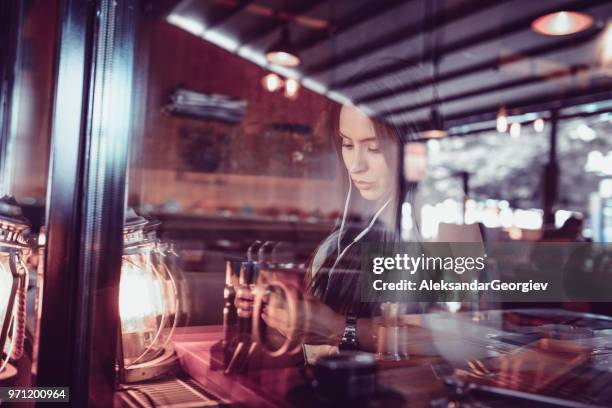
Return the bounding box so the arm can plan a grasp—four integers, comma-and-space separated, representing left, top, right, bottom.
122, 347, 180, 383
0, 363, 18, 383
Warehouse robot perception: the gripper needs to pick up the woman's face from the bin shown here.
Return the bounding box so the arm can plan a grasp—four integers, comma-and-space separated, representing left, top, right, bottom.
339, 104, 392, 201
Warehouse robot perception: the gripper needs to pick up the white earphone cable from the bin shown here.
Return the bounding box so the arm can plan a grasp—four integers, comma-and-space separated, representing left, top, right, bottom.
333, 195, 392, 276
337, 177, 352, 257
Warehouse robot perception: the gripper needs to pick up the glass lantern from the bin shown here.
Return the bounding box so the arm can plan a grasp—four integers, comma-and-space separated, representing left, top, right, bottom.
0, 196, 32, 381
118, 209, 180, 382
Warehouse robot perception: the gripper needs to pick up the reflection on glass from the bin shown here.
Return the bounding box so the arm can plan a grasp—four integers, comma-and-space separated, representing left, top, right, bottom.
0, 197, 32, 379
0, 256, 16, 375
120, 259, 164, 344
119, 1, 612, 406
119, 210, 179, 381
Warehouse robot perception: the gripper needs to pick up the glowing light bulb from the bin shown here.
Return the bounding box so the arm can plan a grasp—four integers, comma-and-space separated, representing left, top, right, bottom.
531, 11, 593, 36
261, 73, 283, 92
266, 51, 300, 67
0, 261, 10, 334
552, 12, 572, 33
496, 106, 508, 133
119, 261, 164, 334
284, 78, 300, 99
534, 118, 545, 133
510, 122, 521, 138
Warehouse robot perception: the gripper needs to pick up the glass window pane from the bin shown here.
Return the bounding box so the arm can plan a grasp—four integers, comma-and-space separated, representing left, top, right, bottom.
115, 1, 612, 406
0, 0, 59, 386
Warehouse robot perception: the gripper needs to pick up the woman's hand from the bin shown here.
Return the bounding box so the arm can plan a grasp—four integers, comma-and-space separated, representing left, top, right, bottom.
261, 294, 345, 345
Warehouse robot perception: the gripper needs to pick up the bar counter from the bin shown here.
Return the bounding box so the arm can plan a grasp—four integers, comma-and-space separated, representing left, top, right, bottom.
163, 309, 612, 407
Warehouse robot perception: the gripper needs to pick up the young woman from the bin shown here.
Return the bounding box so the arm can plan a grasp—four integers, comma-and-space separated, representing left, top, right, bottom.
236, 102, 423, 362
308, 102, 403, 307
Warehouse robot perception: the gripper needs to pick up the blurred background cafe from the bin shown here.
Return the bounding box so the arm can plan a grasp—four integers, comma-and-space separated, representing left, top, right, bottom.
1, 0, 612, 407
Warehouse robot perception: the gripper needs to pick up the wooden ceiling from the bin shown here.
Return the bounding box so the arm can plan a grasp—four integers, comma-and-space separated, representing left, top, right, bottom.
154, 0, 612, 135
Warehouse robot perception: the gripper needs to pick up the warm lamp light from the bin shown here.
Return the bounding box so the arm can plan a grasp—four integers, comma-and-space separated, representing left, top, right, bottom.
421, 107, 448, 139
534, 118, 545, 133
0, 196, 32, 381
261, 73, 283, 92
284, 78, 300, 99
510, 122, 522, 138
265, 26, 301, 67
266, 51, 300, 67
119, 262, 164, 335
496, 106, 508, 133
531, 11, 593, 36
601, 23, 612, 66
261, 73, 301, 99
118, 209, 180, 383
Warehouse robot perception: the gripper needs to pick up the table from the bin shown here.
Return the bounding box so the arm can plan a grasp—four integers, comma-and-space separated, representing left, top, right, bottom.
172, 309, 612, 407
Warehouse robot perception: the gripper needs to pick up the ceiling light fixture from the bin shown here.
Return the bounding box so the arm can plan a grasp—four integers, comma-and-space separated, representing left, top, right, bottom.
533, 118, 545, 133
284, 78, 300, 99
496, 106, 508, 133
421, 107, 448, 139
510, 122, 521, 138
261, 73, 284, 92
421, 9, 447, 141
531, 11, 593, 36
265, 26, 301, 67
261, 73, 301, 99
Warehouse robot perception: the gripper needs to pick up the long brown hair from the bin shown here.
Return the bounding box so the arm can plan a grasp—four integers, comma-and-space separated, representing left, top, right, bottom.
304, 60, 426, 314
305, 102, 409, 315
327, 103, 399, 170
316, 102, 401, 216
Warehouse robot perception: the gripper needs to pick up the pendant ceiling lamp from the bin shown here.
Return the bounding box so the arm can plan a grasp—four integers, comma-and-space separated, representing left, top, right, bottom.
510, 121, 522, 138
421, 51, 448, 139
534, 117, 545, 133
0, 196, 32, 382
265, 25, 301, 67
421, 0, 447, 139
421, 107, 448, 139
496, 106, 508, 133
531, 11, 593, 36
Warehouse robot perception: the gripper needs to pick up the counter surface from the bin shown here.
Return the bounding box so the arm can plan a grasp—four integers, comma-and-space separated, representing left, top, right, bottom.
171, 309, 612, 407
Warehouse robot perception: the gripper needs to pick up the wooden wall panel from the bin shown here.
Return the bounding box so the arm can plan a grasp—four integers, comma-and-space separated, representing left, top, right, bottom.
10, 0, 59, 201
129, 19, 343, 216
